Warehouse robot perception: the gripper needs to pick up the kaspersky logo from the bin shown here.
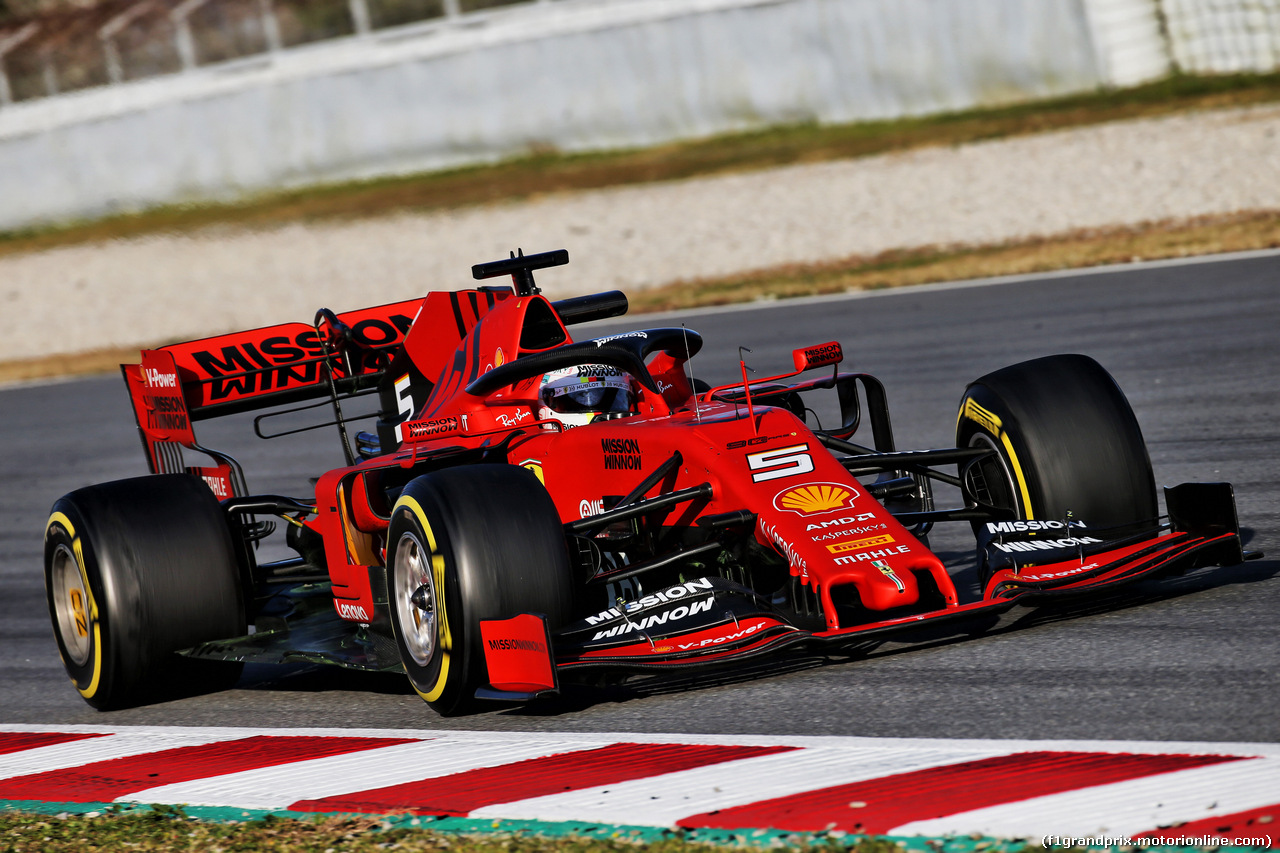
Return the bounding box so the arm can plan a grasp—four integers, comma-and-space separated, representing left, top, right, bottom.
773, 482, 860, 516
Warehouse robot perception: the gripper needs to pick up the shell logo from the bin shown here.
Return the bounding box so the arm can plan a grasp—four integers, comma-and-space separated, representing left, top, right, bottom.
494, 348, 506, 368
773, 482, 860, 516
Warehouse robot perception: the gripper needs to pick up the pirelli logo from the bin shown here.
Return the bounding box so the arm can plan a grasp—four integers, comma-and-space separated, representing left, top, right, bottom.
826, 534, 895, 554
961, 398, 1003, 435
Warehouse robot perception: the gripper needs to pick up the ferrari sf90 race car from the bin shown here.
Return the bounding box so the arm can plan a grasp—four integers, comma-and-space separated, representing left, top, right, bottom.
44, 249, 1258, 715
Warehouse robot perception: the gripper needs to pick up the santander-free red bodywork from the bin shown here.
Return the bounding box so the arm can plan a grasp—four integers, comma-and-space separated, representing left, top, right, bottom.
119, 251, 1251, 696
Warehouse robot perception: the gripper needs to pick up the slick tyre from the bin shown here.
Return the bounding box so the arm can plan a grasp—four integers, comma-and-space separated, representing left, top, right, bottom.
387, 465, 573, 716
956, 354, 1157, 536
44, 474, 246, 710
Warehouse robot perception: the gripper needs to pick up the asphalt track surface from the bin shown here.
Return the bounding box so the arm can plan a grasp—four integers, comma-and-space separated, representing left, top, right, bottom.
2, 252, 1277, 743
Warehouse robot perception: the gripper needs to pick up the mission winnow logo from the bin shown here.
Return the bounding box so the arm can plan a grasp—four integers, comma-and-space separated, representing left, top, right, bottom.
602, 438, 642, 470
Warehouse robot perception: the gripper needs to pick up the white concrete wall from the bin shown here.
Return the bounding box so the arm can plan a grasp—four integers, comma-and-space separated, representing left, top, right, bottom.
1082, 0, 1172, 86
0, 0, 1105, 232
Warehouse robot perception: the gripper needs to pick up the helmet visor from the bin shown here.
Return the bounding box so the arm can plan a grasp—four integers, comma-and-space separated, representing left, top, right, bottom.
540, 366, 634, 415
551, 386, 632, 413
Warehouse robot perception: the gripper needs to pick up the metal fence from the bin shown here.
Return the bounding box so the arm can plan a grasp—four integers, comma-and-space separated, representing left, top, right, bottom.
1162, 0, 1280, 73
0, 0, 536, 103
1, 0, 1278, 107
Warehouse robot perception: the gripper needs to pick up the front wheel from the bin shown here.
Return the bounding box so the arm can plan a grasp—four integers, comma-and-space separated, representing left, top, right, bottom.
957, 354, 1157, 560
45, 474, 246, 710
386, 465, 574, 716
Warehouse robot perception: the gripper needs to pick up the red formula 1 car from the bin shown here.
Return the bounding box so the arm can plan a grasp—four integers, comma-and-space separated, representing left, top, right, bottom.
44, 250, 1258, 714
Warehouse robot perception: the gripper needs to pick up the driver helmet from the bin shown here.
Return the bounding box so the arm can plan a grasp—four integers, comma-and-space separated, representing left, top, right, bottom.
538, 364, 635, 428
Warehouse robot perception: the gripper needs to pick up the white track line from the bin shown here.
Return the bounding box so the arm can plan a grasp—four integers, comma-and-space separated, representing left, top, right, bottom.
5, 722, 1274, 753
2, 725, 1275, 756
892, 757, 1280, 838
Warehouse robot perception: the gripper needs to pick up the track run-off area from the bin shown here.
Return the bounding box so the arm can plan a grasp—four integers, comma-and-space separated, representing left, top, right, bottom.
2, 251, 1278, 844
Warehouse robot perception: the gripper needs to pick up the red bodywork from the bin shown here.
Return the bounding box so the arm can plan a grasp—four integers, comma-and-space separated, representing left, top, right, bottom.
120, 271, 1247, 688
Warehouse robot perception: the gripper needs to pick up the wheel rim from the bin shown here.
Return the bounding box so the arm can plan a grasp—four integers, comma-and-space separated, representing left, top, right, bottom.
50, 543, 92, 667
966, 432, 1019, 515
394, 530, 438, 667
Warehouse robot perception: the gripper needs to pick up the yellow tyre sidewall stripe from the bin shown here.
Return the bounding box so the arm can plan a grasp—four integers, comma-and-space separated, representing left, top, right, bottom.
393, 495, 452, 703
998, 431, 1035, 520
959, 397, 1035, 521
45, 511, 104, 700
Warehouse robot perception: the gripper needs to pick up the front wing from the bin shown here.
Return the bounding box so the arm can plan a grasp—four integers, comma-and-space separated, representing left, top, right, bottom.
479, 524, 1250, 700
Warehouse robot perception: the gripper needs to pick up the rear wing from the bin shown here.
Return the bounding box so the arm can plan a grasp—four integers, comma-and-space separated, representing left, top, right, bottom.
122, 279, 629, 489
129, 298, 425, 419
122, 298, 429, 487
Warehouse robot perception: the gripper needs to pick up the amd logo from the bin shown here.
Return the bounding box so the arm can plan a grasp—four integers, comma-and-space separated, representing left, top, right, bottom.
805, 513, 877, 531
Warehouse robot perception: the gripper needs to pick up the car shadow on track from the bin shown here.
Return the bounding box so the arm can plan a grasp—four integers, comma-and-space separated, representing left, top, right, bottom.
235, 663, 415, 696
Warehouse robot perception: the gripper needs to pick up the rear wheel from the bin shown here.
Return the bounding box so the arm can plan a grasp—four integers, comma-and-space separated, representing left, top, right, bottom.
387, 465, 573, 716
957, 354, 1157, 542
44, 474, 246, 710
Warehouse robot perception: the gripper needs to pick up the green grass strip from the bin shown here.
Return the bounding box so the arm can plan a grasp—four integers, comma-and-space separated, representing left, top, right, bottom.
0, 799, 1270, 852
